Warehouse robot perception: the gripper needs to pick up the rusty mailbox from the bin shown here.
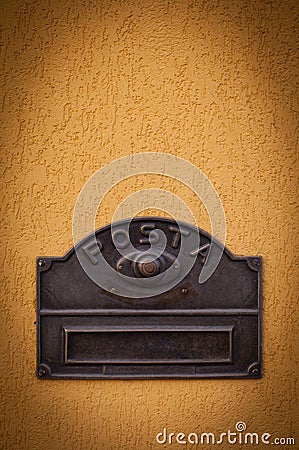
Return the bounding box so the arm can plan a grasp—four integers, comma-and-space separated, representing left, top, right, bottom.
36, 217, 262, 379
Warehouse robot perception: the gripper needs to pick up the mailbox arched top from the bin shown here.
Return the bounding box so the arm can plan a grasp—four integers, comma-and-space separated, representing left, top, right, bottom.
39, 216, 260, 266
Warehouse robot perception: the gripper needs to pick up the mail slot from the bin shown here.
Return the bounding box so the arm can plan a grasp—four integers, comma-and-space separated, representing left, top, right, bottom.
36, 217, 262, 379
64, 326, 233, 364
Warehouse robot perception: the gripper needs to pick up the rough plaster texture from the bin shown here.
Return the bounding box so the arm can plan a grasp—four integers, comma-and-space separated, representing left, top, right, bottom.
0, 0, 298, 449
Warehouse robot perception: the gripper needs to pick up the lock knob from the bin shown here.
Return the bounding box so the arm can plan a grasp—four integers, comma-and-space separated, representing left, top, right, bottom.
138, 260, 159, 277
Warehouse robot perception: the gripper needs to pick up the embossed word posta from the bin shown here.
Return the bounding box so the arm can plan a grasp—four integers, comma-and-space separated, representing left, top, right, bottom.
36, 217, 262, 379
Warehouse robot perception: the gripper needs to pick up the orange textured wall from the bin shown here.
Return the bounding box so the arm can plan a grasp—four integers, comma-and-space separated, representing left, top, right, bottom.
1, 1, 298, 449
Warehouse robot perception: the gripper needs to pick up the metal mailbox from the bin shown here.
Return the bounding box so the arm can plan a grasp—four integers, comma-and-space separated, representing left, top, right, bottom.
36, 217, 262, 379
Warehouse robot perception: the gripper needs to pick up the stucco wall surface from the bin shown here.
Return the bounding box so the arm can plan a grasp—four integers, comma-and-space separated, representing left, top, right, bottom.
1, 0, 298, 449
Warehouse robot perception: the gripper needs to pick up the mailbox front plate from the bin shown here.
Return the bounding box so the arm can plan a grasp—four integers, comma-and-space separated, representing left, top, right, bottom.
37, 217, 262, 379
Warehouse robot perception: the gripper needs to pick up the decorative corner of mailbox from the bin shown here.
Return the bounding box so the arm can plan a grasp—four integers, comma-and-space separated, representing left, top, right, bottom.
36, 217, 262, 379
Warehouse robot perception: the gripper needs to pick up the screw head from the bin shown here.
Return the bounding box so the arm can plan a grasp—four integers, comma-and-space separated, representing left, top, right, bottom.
38, 260, 45, 267
181, 288, 188, 294
38, 368, 46, 377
